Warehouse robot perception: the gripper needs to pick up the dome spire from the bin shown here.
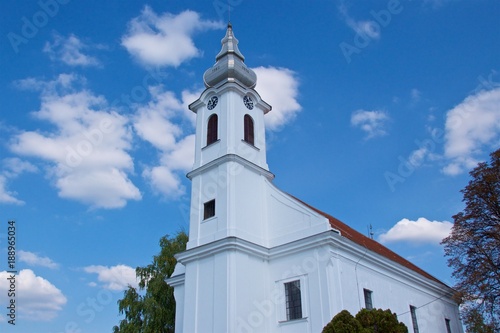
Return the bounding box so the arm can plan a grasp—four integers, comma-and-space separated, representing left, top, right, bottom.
215, 22, 245, 61
203, 23, 257, 88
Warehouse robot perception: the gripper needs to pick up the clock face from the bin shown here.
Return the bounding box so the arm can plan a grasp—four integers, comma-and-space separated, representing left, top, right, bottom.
243, 95, 254, 110
207, 96, 218, 110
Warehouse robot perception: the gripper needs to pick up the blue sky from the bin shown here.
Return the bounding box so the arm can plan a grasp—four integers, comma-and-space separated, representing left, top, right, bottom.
0, 0, 499, 331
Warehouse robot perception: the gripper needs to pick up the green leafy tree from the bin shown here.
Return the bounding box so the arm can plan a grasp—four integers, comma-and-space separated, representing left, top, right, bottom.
355, 308, 408, 333
322, 310, 362, 333
113, 231, 188, 333
442, 148, 500, 331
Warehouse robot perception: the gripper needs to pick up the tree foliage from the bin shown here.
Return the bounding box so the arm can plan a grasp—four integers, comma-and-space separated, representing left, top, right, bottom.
112, 231, 188, 333
463, 307, 496, 333
356, 308, 408, 333
322, 310, 362, 333
322, 308, 407, 333
442, 148, 500, 331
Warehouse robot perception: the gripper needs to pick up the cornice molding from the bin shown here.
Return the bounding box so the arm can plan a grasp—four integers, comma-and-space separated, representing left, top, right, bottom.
186, 153, 275, 180
174, 230, 454, 300
176, 236, 269, 263
188, 81, 271, 114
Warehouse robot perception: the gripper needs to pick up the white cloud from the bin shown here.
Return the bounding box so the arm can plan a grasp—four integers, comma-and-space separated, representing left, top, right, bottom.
181, 89, 200, 125
10, 75, 141, 209
253, 66, 301, 130
351, 109, 389, 139
379, 217, 453, 244
338, 1, 381, 40
442, 87, 500, 175
142, 165, 184, 198
15, 73, 80, 92
133, 86, 195, 198
0, 175, 24, 205
18, 250, 59, 269
0, 269, 67, 321
84, 264, 138, 290
43, 33, 101, 67
161, 134, 195, 171
2, 157, 38, 177
0, 158, 38, 205
411, 88, 421, 103
122, 7, 223, 67
134, 88, 184, 151
408, 146, 430, 169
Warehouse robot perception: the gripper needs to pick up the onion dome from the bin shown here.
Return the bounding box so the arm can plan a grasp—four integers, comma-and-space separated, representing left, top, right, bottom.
203, 23, 257, 88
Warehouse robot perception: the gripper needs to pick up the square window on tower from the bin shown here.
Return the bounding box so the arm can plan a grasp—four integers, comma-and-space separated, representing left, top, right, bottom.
203, 199, 216, 220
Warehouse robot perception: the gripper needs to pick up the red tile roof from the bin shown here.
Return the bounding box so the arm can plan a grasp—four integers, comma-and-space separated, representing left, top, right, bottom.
295, 197, 446, 286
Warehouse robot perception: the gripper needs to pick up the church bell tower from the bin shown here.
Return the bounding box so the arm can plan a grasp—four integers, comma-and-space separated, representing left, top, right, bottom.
185, 23, 274, 250
167, 23, 280, 333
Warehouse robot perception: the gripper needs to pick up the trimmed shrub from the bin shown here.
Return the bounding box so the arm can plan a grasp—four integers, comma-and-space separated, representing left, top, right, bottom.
356, 308, 408, 333
322, 308, 408, 333
322, 310, 362, 333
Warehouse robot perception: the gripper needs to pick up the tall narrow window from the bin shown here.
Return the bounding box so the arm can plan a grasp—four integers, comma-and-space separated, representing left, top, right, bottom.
207, 114, 218, 145
445, 319, 452, 333
203, 199, 215, 220
410, 306, 419, 333
284, 280, 302, 320
363, 289, 373, 310
243, 114, 254, 145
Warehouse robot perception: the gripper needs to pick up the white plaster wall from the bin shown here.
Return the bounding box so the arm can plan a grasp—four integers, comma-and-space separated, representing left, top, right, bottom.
224, 238, 463, 333
178, 249, 273, 333
333, 249, 462, 333
265, 180, 332, 247
174, 228, 463, 333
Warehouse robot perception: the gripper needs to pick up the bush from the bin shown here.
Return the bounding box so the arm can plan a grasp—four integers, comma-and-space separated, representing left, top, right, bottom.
356, 308, 408, 333
322, 308, 408, 333
322, 310, 362, 333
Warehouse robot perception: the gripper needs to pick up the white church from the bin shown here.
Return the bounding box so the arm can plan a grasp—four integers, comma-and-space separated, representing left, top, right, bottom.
167, 24, 463, 333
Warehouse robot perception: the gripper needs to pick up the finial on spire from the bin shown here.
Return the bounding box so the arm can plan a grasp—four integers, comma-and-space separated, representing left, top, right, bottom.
203, 23, 257, 88
215, 22, 244, 62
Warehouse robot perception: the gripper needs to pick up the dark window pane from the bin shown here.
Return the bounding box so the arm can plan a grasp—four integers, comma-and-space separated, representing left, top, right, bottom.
204, 199, 215, 219
244, 114, 254, 145
410, 306, 419, 333
284, 280, 302, 320
207, 114, 218, 145
363, 289, 373, 310
445, 319, 452, 333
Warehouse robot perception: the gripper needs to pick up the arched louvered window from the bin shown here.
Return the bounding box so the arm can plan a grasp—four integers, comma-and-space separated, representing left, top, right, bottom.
244, 114, 254, 145
207, 114, 218, 145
